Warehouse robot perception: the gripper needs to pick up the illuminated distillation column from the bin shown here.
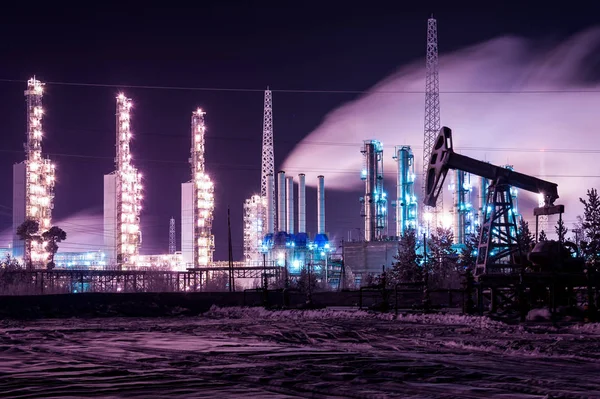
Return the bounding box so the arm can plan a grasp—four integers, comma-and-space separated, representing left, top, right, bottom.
116, 94, 142, 267
243, 195, 266, 263
360, 140, 387, 241
393, 146, 418, 237
191, 109, 214, 267
24, 78, 56, 266
449, 170, 474, 245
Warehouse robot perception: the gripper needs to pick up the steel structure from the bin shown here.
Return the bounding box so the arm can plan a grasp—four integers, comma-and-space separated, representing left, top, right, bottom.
22, 78, 56, 267
243, 195, 266, 263
360, 140, 387, 241
115, 94, 142, 268
393, 146, 418, 236
422, 15, 442, 230
190, 109, 215, 267
449, 170, 474, 245
261, 89, 275, 219
424, 127, 561, 276
169, 217, 176, 254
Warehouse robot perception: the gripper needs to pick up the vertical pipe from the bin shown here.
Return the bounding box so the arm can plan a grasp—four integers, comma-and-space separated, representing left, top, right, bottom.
453, 170, 465, 245
286, 176, 294, 235
277, 171, 286, 232
317, 175, 325, 235
266, 173, 275, 234
364, 143, 376, 241
298, 174, 306, 233
478, 176, 488, 226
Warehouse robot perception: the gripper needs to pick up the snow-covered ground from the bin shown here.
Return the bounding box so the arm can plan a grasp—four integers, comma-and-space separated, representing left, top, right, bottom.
1, 307, 600, 398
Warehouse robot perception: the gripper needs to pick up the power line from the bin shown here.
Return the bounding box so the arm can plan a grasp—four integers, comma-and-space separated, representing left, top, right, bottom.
1, 78, 600, 94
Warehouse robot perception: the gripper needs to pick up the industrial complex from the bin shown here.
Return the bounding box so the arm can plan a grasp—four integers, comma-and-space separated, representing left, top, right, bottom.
7, 17, 526, 287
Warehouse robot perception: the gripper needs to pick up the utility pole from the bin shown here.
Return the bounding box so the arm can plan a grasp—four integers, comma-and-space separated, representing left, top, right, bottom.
227, 207, 235, 292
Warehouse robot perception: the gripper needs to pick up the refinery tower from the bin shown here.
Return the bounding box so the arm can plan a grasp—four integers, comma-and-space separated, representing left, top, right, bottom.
12, 78, 56, 267
104, 94, 143, 269
181, 109, 215, 268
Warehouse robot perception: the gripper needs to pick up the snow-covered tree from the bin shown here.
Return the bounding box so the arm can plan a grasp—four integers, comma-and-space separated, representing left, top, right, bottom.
389, 229, 422, 285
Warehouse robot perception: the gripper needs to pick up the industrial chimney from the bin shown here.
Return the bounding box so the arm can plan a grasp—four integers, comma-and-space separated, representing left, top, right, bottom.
277, 171, 286, 232
298, 174, 306, 233
266, 173, 275, 234
317, 175, 325, 235
286, 176, 294, 234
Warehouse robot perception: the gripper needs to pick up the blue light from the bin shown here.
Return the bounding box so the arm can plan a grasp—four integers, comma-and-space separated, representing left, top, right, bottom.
361, 169, 367, 177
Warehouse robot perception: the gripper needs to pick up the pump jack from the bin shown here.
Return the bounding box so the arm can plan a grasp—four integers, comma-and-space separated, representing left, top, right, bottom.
424, 127, 595, 319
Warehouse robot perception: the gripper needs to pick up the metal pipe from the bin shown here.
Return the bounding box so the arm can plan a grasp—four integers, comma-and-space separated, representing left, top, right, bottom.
266, 173, 275, 234
298, 174, 306, 233
364, 142, 376, 241
277, 171, 286, 232
317, 175, 325, 234
478, 176, 488, 226
286, 176, 294, 235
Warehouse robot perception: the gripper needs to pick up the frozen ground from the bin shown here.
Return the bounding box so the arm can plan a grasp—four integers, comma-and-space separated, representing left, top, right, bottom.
1, 307, 600, 398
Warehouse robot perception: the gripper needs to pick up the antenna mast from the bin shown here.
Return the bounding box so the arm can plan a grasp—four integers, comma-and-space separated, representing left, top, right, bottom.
422, 15, 442, 231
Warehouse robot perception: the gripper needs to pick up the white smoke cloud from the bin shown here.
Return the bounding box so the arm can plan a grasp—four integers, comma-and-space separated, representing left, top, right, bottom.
0, 209, 105, 253
282, 28, 600, 228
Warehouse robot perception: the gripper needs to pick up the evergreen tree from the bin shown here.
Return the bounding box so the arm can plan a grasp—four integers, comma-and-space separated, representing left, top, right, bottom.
579, 188, 600, 266
555, 218, 568, 243
538, 230, 548, 242
390, 229, 422, 285
516, 218, 535, 253
458, 225, 480, 271
427, 227, 456, 289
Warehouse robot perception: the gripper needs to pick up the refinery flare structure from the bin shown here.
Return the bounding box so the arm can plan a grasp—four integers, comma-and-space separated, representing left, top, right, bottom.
181, 109, 215, 268
103, 94, 143, 269
12, 77, 56, 267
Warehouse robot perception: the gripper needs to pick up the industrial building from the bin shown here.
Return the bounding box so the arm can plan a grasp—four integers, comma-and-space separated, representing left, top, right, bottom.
103, 94, 143, 269
181, 109, 215, 269
12, 78, 56, 267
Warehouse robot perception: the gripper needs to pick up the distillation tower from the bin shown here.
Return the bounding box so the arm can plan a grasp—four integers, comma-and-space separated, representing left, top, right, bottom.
393, 146, 418, 236
169, 217, 176, 254
104, 94, 143, 268
449, 170, 474, 245
360, 140, 387, 241
12, 78, 56, 266
422, 15, 442, 231
182, 109, 214, 268
243, 89, 273, 263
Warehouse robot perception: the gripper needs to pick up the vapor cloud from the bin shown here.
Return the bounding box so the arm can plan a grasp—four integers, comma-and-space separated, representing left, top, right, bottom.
282, 28, 600, 228
0, 209, 105, 254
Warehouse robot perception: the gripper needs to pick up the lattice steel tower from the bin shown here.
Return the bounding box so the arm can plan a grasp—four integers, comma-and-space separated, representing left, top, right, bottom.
422, 15, 442, 231
169, 217, 176, 254
191, 109, 215, 267
261, 88, 275, 221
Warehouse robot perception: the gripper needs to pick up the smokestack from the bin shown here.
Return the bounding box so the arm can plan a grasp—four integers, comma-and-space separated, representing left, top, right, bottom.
286, 176, 294, 234
277, 171, 286, 232
298, 174, 306, 233
266, 173, 275, 234
317, 175, 325, 235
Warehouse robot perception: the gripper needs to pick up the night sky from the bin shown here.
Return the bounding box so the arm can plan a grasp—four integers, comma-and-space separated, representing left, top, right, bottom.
0, 3, 597, 260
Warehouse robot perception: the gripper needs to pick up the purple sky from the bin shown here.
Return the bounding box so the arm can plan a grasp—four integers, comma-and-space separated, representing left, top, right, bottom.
0, 3, 598, 258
